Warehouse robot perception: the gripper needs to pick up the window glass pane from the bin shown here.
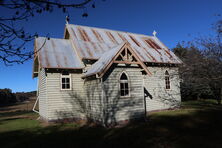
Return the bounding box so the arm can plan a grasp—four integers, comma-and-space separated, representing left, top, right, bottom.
62, 78, 65, 83
125, 83, 128, 89
62, 84, 66, 89
120, 73, 128, 80
66, 84, 70, 89
121, 90, 125, 96
66, 78, 70, 83
120, 83, 124, 89
125, 89, 129, 95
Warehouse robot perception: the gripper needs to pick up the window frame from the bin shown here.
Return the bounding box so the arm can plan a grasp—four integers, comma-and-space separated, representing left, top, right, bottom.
165, 70, 170, 90
119, 72, 130, 98
60, 73, 72, 90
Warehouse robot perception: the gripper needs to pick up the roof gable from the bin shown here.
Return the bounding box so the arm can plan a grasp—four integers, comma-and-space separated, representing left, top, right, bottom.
83, 42, 152, 78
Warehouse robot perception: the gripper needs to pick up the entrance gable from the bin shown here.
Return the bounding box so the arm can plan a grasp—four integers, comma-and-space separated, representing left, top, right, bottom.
83, 42, 152, 78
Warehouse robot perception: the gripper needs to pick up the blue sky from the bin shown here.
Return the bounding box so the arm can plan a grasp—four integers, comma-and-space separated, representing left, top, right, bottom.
0, 0, 222, 92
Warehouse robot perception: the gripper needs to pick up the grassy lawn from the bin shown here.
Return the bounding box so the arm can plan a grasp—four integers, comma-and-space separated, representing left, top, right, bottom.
1, 99, 222, 148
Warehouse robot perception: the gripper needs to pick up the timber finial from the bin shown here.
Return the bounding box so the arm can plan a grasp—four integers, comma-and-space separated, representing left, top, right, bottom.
66, 15, 70, 24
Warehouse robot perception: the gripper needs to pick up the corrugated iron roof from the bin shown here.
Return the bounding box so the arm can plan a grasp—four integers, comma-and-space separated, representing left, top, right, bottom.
35, 37, 84, 69
66, 24, 182, 64
34, 24, 182, 74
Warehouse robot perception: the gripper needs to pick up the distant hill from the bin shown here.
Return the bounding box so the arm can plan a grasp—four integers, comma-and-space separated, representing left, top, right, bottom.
0, 89, 36, 106
15, 91, 37, 102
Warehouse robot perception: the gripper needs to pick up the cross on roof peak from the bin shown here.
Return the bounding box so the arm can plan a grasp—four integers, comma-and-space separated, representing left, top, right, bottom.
153, 30, 157, 37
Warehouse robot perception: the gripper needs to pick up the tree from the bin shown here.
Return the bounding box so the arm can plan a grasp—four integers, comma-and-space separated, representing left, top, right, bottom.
0, 88, 16, 105
196, 23, 222, 104
173, 44, 213, 101
0, 89, 36, 105
173, 20, 222, 103
0, 0, 98, 65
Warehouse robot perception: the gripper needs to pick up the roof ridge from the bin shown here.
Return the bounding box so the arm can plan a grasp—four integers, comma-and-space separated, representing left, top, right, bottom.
37, 37, 70, 41
66, 24, 154, 38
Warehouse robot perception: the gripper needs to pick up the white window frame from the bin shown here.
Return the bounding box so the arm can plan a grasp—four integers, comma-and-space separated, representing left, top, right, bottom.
60, 73, 72, 90
165, 70, 170, 90
119, 71, 130, 98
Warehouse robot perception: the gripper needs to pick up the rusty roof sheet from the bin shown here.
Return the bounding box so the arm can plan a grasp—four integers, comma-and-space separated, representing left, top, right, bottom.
66, 24, 182, 64
83, 43, 125, 78
35, 37, 84, 69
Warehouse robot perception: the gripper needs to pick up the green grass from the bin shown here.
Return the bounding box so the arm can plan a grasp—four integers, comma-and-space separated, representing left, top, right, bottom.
0, 118, 39, 132
0, 111, 39, 132
1, 99, 222, 148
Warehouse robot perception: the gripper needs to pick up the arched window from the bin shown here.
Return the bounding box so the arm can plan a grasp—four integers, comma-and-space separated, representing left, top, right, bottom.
120, 72, 130, 97
165, 70, 170, 89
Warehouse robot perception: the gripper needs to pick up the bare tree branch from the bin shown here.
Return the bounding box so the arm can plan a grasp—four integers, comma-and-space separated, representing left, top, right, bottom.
0, 0, 98, 65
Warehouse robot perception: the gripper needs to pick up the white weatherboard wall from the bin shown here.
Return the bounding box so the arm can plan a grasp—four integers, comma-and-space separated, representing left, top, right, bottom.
144, 67, 181, 112
102, 65, 144, 124
37, 66, 181, 122
84, 78, 103, 122
38, 68, 48, 119
45, 71, 86, 120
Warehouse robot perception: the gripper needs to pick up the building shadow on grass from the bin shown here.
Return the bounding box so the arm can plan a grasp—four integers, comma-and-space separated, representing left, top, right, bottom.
0, 110, 32, 118
1, 103, 222, 148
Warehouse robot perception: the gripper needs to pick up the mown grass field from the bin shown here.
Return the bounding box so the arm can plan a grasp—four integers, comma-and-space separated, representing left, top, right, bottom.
0, 99, 222, 148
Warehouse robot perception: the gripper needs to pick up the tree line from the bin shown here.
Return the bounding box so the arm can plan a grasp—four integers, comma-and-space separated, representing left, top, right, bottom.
173, 20, 222, 103
0, 88, 36, 106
